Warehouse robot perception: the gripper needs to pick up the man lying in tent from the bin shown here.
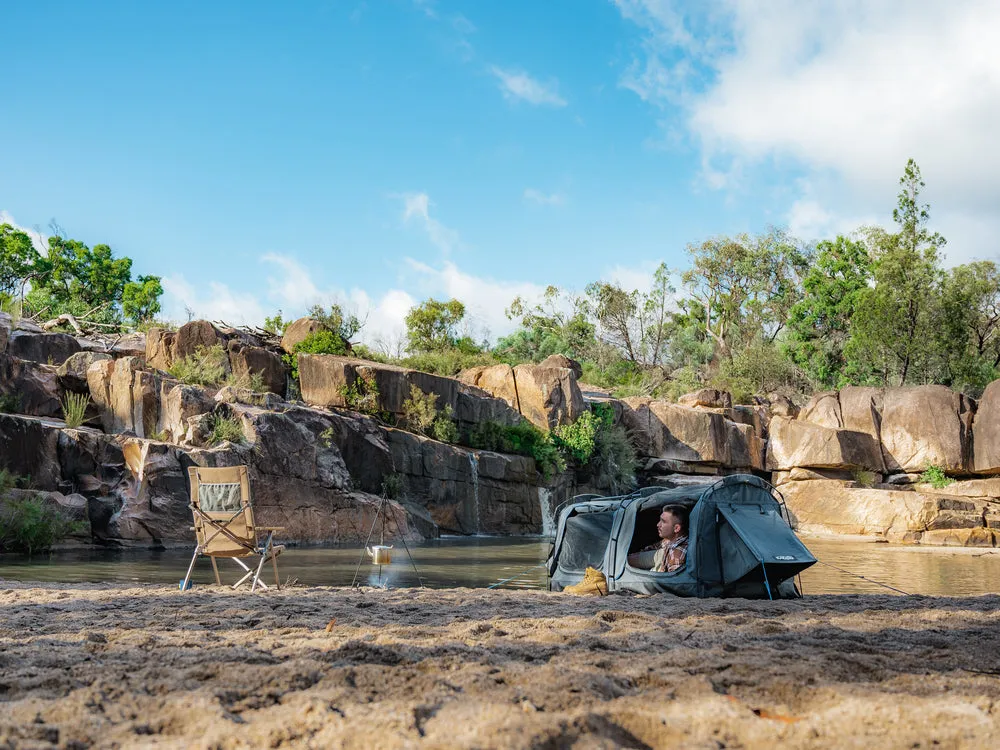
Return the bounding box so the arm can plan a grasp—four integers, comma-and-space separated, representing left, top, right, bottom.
627, 505, 689, 573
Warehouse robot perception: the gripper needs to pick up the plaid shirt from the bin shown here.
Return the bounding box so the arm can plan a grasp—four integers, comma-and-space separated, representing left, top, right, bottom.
642, 535, 689, 573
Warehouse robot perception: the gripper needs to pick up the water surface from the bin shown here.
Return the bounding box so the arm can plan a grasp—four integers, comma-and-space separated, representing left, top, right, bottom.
2, 536, 999, 595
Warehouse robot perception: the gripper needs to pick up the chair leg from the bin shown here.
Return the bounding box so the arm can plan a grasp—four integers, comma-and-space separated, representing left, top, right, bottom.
271, 548, 281, 590
251, 534, 271, 592
210, 556, 222, 585
232, 557, 256, 589
182, 547, 200, 592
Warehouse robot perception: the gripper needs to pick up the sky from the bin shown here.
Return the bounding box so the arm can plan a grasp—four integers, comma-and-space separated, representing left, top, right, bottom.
3, 0, 999, 349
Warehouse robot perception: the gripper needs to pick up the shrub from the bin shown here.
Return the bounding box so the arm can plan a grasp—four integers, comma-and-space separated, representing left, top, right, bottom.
554, 411, 599, 463
469, 420, 565, 478
400, 385, 459, 443
851, 469, 878, 488
430, 406, 459, 444
169, 345, 228, 387
340, 372, 381, 416
207, 414, 246, 446
285, 330, 350, 380
224, 370, 266, 392
402, 385, 438, 434
60, 392, 90, 428
0, 392, 20, 414
919, 465, 954, 489
715, 342, 812, 404
0, 494, 83, 554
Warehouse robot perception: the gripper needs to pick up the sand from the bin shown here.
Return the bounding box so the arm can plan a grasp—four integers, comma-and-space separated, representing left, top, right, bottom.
1, 582, 998, 749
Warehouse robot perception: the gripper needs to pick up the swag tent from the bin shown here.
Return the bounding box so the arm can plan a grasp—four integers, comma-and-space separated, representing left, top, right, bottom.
546, 474, 816, 598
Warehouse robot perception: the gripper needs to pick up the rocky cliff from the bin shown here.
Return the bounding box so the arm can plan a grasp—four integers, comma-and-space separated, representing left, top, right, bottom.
2, 313, 1000, 549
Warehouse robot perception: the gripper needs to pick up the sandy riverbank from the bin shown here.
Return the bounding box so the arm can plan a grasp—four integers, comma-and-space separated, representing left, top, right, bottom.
1, 582, 998, 749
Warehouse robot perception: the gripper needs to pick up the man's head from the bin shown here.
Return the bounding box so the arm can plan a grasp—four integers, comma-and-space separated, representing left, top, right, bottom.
657, 505, 689, 541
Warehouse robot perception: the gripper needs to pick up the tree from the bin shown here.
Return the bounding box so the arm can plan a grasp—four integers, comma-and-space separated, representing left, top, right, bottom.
308, 303, 363, 343
784, 235, 872, 387
845, 160, 945, 386
405, 298, 467, 353
937, 261, 1000, 391
585, 262, 676, 367
0, 224, 37, 297
122, 275, 164, 324
497, 286, 595, 362
682, 228, 809, 359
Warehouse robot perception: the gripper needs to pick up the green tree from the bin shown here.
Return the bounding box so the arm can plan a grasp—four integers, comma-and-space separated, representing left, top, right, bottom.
784, 236, 872, 387
585, 262, 675, 366
937, 261, 1000, 391
308, 303, 363, 343
0, 224, 37, 297
405, 298, 468, 353
24, 233, 162, 328
845, 160, 945, 385
682, 228, 809, 359
122, 275, 164, 324
497, 286, 595, 362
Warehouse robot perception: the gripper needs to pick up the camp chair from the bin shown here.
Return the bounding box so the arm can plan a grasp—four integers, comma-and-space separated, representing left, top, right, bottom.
181, 466, 284, 592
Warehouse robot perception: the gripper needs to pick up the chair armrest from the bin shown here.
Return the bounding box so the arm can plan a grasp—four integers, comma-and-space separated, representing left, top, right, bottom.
254, 526, 285, 532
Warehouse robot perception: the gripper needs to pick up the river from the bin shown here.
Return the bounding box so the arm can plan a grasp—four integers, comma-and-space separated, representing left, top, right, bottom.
2, 536, 1000, 595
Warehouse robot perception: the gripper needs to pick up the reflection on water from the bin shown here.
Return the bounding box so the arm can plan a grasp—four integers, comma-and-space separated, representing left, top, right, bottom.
2, 535, 1000, 595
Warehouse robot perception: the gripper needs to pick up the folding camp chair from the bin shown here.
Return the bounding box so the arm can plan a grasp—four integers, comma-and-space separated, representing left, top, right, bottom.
182, 466, 284, 592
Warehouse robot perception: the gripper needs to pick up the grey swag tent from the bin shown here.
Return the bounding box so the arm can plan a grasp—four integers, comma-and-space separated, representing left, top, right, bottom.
547, 474, 817, 598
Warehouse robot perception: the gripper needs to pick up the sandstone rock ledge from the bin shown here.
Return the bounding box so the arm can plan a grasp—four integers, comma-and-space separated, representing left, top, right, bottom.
1, 582, 998, 749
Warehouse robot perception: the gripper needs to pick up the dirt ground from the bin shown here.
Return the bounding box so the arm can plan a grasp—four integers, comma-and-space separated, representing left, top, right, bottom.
0, 582, 998, 749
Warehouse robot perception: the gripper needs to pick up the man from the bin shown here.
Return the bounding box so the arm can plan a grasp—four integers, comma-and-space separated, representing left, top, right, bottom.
628, 505, 689, 573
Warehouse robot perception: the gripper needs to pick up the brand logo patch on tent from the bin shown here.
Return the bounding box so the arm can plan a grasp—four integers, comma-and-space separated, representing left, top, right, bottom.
774, 555, 796, 561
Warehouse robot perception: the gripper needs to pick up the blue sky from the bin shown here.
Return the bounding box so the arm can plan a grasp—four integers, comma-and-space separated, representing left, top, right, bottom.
4, 1, 999, 347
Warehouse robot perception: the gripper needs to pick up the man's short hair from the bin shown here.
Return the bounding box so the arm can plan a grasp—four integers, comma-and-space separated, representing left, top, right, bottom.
662, 505, 689, 535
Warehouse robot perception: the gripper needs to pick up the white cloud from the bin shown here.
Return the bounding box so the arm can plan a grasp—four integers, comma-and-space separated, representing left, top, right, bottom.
523, 188, 566, 206
491, 66, 567, 107
161, 275, 268, 326
401, 192, 461, 254
616, 0, 1000, 259
404, 258, 549, 341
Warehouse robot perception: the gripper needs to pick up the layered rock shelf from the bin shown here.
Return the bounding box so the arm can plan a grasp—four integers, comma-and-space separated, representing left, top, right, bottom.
3, 312, 1000, 549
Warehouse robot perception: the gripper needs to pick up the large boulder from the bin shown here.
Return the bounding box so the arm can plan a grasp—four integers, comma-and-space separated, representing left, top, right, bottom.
7, 328, 81, 365
539, 353, 583, 380
460, 361, 585, 430
974, 379, 1000, 474
112, 439, 194, 543
280, 317, 325, 354
87, 357, 160, 438
767, 416, 885, 472
839, 386, 883, 443
879, 385, 973, 474
172, 320, 224, 361
0, 413, 62, 489
0, 354, 62, 417
677, 388, 732, 410
57, 351, 112, 393
227, 340, 286, 395
799, 392, 842, 429
158, 383, 216, 444
781, 479, 994, 546
622, 398, 762, 470
299, 355, 521, 434
145, 327, 177, 371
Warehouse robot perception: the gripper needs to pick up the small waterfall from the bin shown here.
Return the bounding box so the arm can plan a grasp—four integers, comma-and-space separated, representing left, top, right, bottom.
468, 451, 482, 534
538, 487, 556, 536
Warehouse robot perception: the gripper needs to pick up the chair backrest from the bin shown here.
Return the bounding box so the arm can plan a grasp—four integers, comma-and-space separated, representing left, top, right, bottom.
188, 466, 257, 557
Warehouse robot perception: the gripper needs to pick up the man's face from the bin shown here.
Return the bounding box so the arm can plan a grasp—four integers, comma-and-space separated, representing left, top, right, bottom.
657, 510, 681, 541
